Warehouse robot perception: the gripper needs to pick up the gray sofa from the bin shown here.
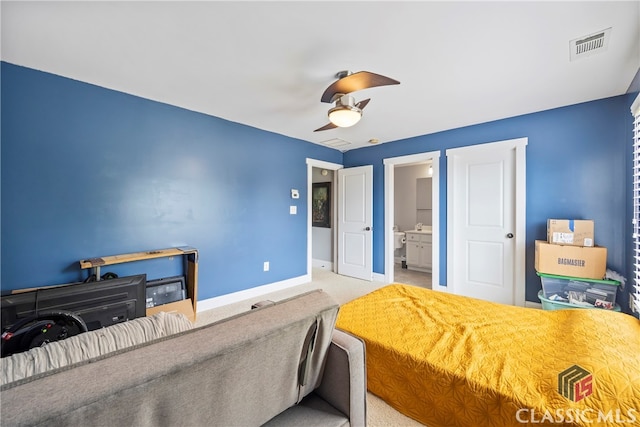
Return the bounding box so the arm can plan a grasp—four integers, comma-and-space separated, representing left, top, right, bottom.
0, 290, 366, 427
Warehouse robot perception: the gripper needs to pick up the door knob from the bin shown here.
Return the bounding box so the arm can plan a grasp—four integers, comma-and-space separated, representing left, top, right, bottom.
506, 233, 514, 238
365, 227, 371, 231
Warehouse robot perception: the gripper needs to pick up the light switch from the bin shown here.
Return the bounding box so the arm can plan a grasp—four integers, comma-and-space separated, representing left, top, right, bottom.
290, 206, 297, 215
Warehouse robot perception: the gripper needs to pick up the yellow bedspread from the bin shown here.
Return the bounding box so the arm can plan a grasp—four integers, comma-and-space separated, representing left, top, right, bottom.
336, 284, 640, 427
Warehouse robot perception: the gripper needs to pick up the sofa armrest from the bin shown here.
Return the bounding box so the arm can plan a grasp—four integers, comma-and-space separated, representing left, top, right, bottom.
314, 328, 366, 427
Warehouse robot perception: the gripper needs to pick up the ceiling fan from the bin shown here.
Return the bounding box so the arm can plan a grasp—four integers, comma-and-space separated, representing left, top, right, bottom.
314, 70, 400, 132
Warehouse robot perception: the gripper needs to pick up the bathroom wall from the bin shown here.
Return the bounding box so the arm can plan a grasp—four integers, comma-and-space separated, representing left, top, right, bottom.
394, 163, 432, 232
416, 176, 433, 226
312, 167, 334, 266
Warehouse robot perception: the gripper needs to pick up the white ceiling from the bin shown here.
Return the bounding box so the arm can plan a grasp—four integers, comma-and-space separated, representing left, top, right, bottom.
2, 1, 639, 151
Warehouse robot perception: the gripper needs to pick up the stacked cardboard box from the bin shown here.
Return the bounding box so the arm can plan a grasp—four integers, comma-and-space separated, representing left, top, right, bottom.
547, 219, 594, 247
535, 219, 618, 309
535, 219, 606, 280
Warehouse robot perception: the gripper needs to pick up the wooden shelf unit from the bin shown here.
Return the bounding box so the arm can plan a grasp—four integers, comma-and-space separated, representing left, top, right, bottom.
80, 247, 198, 322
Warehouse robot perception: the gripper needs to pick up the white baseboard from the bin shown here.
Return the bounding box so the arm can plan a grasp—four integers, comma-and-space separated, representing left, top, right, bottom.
432, 289, 542, 308
312, 259, 334, 270
425, 283, 541, 307
196, 274, 311, 312
373, 272, 385, 282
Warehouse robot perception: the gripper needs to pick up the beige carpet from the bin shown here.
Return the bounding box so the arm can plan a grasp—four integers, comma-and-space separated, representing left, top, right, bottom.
195, 267, 425, 426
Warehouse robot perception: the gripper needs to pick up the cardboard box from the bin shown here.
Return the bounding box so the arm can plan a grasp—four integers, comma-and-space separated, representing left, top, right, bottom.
547, 219, 594, 247
534, 240, 606, 279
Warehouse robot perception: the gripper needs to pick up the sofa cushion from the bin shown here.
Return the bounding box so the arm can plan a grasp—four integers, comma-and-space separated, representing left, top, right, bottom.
262, 393, 350, 427
1, 311, 192, 386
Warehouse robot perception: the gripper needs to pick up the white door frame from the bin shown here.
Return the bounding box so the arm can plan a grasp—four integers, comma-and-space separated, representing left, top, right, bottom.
383, 151, 442, 290
446, 137, 527, 306
306, 158, 343, 275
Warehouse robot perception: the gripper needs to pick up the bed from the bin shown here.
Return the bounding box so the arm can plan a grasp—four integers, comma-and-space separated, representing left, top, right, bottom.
335, 284, 640, 427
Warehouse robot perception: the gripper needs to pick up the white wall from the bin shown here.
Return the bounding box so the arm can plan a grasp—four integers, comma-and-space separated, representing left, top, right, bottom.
394, 163, 432, 232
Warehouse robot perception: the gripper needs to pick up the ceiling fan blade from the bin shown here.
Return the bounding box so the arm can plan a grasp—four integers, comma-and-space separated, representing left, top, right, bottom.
321, 71, 400, 103
355, 98, 371, 110
314, 122, 338, 132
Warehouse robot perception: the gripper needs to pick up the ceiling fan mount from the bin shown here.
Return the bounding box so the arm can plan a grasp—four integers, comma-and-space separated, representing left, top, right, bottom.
335, 69, 352, 79
314, 70, 400, 132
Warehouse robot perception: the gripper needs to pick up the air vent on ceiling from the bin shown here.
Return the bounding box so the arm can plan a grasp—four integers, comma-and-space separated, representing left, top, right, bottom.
570, 27, 611, 61
322, 138, 351, 148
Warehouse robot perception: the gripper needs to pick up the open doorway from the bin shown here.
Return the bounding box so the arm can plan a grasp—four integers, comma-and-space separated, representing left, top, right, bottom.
306, 159, 342, 277
311, 167, 335, 271
383, 151, 441, 290
306, 158, 374, 282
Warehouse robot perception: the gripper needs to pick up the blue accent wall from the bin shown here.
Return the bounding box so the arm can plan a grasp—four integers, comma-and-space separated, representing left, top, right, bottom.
1, 62, 341, 299
2, 61, 636, 312
344, 94, 635, 309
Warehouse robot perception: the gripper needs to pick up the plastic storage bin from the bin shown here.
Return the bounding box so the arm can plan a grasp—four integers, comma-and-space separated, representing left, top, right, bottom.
538, 291, 621, 311
537, 272, 620, 309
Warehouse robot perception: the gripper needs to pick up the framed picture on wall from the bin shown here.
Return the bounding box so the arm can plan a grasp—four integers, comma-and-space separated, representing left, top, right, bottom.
312, 182, 331, 228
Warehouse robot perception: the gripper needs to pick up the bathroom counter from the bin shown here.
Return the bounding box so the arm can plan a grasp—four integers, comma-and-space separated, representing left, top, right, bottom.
405, 228, 432, 235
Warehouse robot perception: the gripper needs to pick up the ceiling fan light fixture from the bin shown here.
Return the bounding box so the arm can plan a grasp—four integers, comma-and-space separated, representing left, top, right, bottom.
328, 106, 362, 127
328, 94, 362, 127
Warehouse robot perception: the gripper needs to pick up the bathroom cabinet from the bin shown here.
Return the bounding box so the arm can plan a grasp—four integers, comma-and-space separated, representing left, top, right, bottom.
405, 231, 432, 272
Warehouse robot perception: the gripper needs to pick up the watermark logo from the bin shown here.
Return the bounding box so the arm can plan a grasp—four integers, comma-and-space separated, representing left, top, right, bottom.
516, 408, 638, 424
558, 365, 593, 402
516, 365, 637, 423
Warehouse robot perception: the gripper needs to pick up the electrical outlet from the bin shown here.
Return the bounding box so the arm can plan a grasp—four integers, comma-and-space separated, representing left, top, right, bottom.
263, 261, 270, 272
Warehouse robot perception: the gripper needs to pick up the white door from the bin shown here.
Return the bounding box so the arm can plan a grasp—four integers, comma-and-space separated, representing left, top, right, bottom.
337, 165, 373, 281
447, 138, 527, 305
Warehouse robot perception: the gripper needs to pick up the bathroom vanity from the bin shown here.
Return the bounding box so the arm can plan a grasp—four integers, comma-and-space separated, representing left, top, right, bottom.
405, 228, 432, 272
